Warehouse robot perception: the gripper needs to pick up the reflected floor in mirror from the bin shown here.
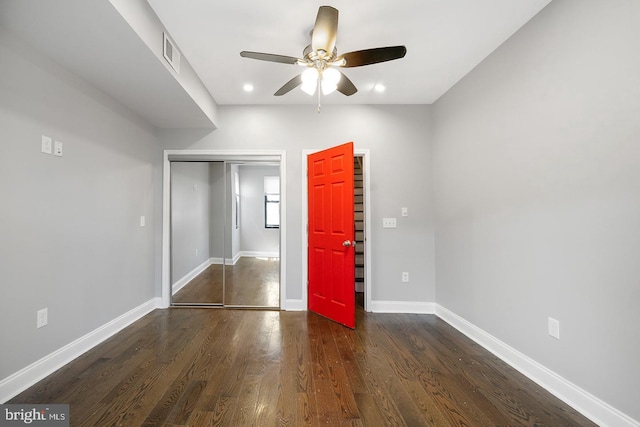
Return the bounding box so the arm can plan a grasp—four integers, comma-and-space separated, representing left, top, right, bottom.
172, 256, 279, 307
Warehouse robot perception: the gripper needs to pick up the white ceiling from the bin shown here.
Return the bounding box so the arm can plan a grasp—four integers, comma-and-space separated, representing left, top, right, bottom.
147, 0, 552, 105
0, 0, 551, 127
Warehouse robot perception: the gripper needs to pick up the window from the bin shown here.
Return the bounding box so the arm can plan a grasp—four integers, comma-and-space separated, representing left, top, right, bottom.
264, 176, 280, 228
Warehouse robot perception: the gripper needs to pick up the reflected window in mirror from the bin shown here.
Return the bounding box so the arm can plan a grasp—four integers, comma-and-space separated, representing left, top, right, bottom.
264, 176, 280, 229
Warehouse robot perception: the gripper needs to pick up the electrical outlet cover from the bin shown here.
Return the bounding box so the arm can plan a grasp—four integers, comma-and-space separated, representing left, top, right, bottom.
54, 140, 63, 157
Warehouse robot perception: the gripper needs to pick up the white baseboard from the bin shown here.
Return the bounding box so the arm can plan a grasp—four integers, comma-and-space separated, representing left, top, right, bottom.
172, 259, 212, 294
209, 253, 279, 267
238, 251, 279, 259
435, 305, 639, 427
370, 301, 436, 314
0, 297, 161, 404
283, 299, 305, 311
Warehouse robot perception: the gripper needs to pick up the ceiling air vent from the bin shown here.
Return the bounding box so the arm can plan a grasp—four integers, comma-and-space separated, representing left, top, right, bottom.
163, 32, 181, 74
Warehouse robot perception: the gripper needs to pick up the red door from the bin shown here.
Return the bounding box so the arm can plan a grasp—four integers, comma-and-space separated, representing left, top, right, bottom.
308, 142, 355, 328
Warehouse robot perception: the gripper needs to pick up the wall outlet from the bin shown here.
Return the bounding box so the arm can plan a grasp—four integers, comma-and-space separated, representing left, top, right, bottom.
54, 140, 63, 157
37, 308, 48, 328
402, 272, 409, 283
548, 317, 560, 339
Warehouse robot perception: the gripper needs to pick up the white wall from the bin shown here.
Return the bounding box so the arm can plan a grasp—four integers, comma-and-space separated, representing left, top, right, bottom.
432, 0, 640, 422
170, 162, 211, 283
158, 105, 435, 306
0, 28, 159, 380
239, 165, 280, 256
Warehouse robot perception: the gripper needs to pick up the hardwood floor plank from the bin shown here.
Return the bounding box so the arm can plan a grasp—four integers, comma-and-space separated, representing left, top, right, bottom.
167, 380, 207, 425
187, 410, 214, 427
8, 307, 599, 427
210, 396, 236, 427
296, 391, 319, 427
229, 374, 261, 426
254, 362, 282, 426
353, 347, 407, 426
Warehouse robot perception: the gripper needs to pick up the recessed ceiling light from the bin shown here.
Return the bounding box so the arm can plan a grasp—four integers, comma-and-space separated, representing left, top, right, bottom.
243, 83, 254, 92
374, 84, 386, 93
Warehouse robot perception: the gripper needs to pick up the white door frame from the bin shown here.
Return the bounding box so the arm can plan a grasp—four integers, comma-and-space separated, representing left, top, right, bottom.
161, 149, 287, 308
301, 148, 372, 312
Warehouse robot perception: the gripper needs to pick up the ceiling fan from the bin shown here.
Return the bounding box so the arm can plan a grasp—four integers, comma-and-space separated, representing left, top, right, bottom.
240, 6, 407, 102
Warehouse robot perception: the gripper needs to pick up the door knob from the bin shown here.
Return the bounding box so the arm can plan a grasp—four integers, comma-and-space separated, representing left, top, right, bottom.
342, 240, 355, 247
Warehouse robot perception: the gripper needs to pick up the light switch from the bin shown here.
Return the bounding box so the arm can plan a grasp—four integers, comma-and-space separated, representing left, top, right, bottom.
41, 135, 52, 154
382, 218, 397, 228
401, 207, 408, 217
548, 317, 560, 339
37, 308, 48, 328
140, 216, 146, 227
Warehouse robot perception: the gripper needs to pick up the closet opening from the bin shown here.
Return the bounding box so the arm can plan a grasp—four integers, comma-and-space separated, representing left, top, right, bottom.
161, 151, 286, 309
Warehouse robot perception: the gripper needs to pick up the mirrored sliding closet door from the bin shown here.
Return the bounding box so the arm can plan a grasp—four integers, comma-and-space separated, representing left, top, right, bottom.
170, 161, 280, 308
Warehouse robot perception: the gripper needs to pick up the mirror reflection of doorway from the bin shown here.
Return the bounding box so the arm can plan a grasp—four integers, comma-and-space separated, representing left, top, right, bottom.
170, 161, 280, 308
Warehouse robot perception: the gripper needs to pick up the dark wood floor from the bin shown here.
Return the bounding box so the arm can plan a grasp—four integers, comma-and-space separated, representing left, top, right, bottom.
10, 302, 596, 426
173, 257, 279, 307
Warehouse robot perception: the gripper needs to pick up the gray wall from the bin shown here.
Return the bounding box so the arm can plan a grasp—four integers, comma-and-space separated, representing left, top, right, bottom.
432, 0, 640, 420
208, 162, 225, 260
239, 165, 280, 255
158, 104, 436, 303
170, 162, 211, 283
0, 29, 158, 379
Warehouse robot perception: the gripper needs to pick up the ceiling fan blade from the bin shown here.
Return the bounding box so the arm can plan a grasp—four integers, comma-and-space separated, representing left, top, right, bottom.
311, 6, 338, 55
240, 51, 300, 65
338, 46, 407, 68
336, 71, 357, 96
274, 74, 303, 96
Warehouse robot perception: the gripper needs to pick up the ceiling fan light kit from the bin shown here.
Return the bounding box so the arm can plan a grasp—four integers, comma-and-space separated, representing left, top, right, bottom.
240, 5, 407, 111
301, 67, 342, 96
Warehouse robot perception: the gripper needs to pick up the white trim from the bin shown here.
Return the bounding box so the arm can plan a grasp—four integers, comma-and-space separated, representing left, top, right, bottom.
162, 150, 287, 309
209, 257, 240, 266
278, 152, 287, 311
370, 301, 436, 314
283, 299, 306, 311
172, 258, 212, 295
0, 298, 161, 404
161, 154, 171, 308
301, 148, 372, 312
361, 151, 372, 312
237, 251, 280, 259
436, 304, 640, 427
